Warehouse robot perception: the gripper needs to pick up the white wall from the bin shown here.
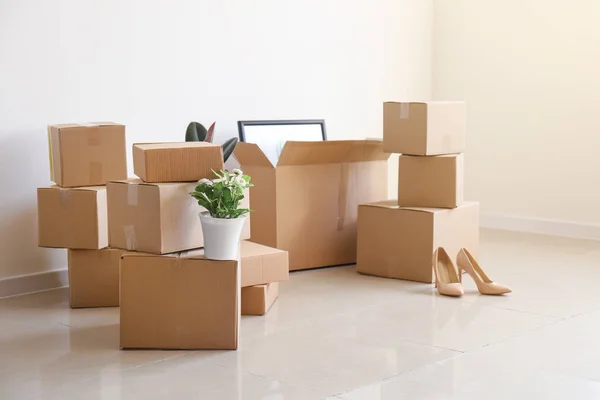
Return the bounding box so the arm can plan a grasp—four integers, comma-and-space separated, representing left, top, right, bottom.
433, 0, 600, 229
0, 0, 433, 282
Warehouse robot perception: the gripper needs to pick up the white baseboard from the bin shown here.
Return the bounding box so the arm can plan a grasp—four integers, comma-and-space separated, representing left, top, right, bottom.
481, 213, 600, 241
0, 269, 68, 299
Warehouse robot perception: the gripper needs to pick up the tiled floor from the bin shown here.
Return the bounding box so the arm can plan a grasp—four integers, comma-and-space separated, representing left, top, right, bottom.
1, 229, 600, 399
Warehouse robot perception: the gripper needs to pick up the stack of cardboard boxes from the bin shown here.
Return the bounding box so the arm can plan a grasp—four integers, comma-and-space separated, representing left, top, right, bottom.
37, 123, 289, 351
357, 102, 480, 283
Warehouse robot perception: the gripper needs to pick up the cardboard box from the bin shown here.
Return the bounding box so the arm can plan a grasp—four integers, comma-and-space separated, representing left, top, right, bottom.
107, 180, 250, 254
120, 250, 239, 350
234, 140, 389, 271
398, 154, 464, 208
133, 142, 224, 183
67, 248, 125, 308
241, 282, 279, 316
240, 241, 289, 287
37, 186, 108, 249
357, 201, 479, 283
48, 123, 127, 187
383, 102, 466, 155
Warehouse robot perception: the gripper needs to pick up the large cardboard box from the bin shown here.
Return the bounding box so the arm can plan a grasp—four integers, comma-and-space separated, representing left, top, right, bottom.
48, 123, 127, 187
120, 251, 239, 350
234, 140, 389, 271
240, 241, 289, 287
398, 154, 464, 208
383, 102, 466, 156
133, 142, 224, 183
241, 282, 279, 316
107, 180, 250, 254
357, 201, 479, 283
67, 248, 125, 308
37, 186, 108, 249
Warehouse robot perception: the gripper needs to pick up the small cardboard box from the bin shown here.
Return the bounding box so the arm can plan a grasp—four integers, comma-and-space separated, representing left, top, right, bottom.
133, 142, 224, 183
240, 241, 289, 287
234, 140, 389, 271
398, 154, 464, 208
241, 282, 279, 316
357, 201, 479, 283
107, 180, 250, 254
67, 248, 125, 308
48, 123, 127, 187
383, 102, 466, 155
120, 251, 239, 350
37, 186, 108, 249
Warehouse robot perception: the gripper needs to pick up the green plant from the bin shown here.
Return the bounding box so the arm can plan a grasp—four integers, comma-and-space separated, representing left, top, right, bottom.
190, 169, 253, 219
185, 121, 238, 162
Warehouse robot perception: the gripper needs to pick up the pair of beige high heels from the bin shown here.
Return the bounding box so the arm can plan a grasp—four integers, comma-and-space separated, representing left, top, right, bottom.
433, 248, 511, 297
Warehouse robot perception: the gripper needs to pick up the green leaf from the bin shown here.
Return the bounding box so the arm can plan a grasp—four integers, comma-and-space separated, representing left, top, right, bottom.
185, 122, 207, 142
222, 137, 238, 162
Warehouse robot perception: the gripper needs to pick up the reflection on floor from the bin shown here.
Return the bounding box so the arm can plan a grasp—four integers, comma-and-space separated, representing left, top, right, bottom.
1, 229, 600, 399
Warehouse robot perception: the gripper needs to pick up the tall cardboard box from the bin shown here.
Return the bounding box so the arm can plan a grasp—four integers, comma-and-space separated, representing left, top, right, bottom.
107, 180, 250, 254
68, 248, 125, 308
357, 201, 479, 283
398, 154, 464, 208
241, 282, 279, 316
120, 251, 239, 350
48, 123, 127, 187
240, 241, 289, 287
234, 140, 389, 271
383, 102, 466, 155
133, 142, 224, 183
37, 186, 108, 249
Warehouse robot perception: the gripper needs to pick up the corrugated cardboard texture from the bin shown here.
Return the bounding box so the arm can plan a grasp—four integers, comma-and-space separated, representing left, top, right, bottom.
68, 248, 125, 308
398, 154, 464, 208
240, 241, 289, 287
47, 123, 127, 187
37, 186, 108, 249
120, 252, 239, 350
234, 140, 389, 271
133, 142, 224, 183
107, 180, 250, 254
241, 282, 279, 316
357, 201, 479, 283
383, 102, 466, 155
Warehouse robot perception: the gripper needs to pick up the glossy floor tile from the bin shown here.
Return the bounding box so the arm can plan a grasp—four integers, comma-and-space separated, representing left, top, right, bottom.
1, 229, 599, 399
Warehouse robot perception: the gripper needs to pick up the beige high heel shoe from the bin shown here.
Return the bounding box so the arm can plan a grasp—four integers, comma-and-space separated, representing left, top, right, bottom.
432, 248, 463, 297
457, 248, 512, 295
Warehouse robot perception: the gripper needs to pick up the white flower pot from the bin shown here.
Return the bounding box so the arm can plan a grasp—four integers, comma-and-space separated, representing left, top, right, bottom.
199, 212, 247, 261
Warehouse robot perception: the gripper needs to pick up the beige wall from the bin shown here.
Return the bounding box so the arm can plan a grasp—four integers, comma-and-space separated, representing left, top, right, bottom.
433, 0, 600, 227
0, 0, 433, 282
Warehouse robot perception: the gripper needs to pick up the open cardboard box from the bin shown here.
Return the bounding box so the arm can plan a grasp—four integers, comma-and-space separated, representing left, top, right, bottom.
235, 140, 389, 271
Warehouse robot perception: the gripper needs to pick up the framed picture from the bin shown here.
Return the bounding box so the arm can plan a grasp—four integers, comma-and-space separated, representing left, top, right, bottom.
237, 119, 327, 166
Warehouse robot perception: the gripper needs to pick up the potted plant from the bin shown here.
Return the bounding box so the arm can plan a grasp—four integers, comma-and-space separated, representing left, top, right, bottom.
185, 121, 238, 162
190, 169, 253, 260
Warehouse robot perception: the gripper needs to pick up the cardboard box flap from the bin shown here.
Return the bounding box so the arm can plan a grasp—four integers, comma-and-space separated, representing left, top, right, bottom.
121, 251, 180, 259
41, 185, 106, 193
134, 142, 220, 150
384, 101, 464, 105
362, 200, 478, 214
233, 142, 274, 168
108, 179, 181, 188
277, 140, 390, 166
239, 241, 284, 257
50, 122, 123, 130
